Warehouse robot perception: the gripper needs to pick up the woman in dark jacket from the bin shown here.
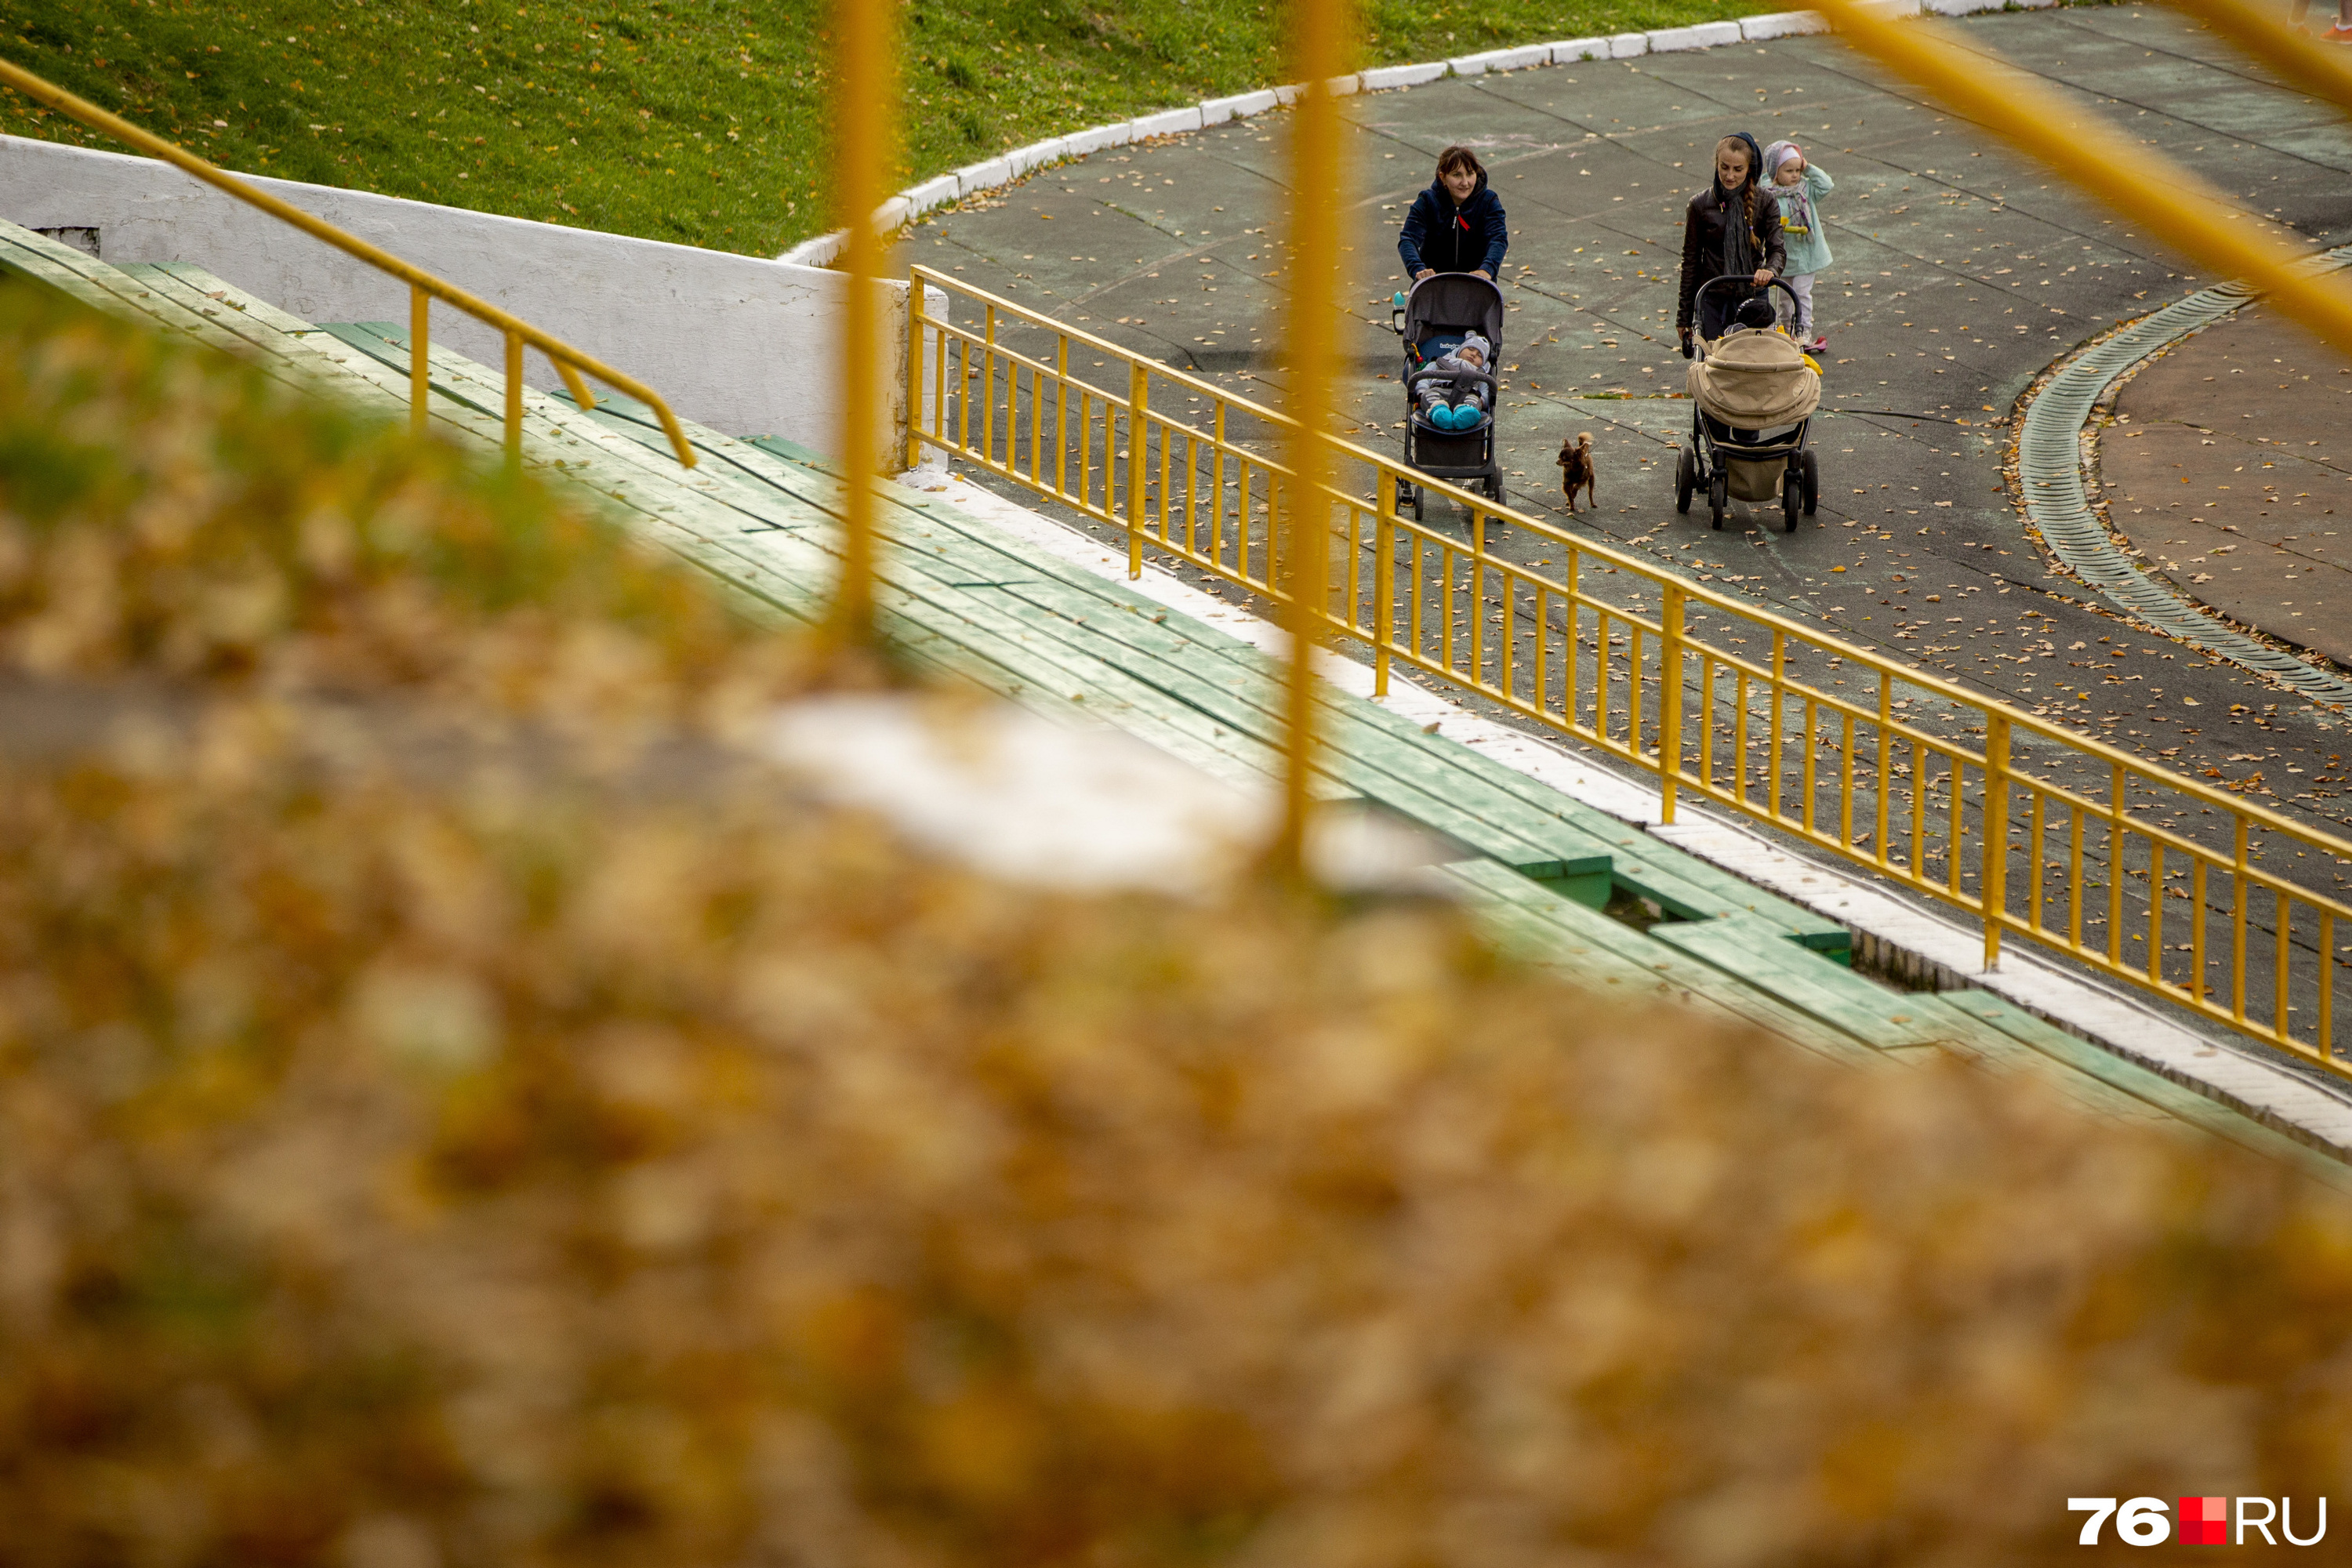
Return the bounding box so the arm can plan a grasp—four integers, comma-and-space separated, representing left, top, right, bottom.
1676, 131, 1785, 356
1398, 145, 1508, 281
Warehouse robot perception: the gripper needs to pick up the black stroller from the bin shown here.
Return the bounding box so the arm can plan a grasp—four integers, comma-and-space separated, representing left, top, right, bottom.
1388, 272, 1505, 518
1675, 277, 1821, 533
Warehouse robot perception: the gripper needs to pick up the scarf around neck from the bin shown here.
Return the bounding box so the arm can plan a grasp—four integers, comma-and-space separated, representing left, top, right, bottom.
1713, 129, 1766, 281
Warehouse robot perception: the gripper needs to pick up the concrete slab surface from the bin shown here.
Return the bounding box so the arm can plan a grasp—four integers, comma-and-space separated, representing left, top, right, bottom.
2103, 304, 2352, 670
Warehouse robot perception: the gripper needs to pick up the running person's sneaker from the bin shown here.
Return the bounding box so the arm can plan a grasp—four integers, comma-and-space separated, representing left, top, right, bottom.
1804, 335, 1829, 354
2330, 21, 2352, 39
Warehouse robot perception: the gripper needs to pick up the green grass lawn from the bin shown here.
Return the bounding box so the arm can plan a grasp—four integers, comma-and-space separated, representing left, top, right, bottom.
3, 0, 1765, 260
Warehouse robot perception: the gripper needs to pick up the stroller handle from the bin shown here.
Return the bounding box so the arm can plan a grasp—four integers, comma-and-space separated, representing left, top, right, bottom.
1693, 273, 1802, 325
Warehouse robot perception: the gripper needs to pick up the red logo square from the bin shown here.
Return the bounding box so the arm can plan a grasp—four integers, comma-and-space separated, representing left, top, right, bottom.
2179, 1496, 2227, 1545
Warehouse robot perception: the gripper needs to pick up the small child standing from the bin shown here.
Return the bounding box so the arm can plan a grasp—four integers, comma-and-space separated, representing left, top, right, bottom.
1762, 140, 1833, 354
1414, 332, 1493, 430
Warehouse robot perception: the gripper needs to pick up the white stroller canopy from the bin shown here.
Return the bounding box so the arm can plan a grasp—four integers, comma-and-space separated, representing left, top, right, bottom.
1688, 328, 1821, 429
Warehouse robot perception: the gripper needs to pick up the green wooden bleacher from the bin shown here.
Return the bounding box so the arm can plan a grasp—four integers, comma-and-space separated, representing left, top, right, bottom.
4, 216, 2340, 1187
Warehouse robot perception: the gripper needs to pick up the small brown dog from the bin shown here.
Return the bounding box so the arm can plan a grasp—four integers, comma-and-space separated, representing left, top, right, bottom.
1558, 430, 1597, 514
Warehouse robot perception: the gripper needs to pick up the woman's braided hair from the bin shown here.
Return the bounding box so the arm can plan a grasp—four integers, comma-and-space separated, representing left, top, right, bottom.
1715, 136, 1763, 255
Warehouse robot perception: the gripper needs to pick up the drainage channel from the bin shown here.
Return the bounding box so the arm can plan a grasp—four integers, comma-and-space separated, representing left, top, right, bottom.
2014, 241, 2352, 710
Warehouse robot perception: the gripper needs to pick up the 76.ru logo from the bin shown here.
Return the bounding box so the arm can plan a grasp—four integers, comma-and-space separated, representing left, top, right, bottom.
2069, 1497, 2328, 1545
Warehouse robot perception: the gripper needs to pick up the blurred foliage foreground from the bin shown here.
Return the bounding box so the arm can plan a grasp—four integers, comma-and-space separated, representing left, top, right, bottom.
5, 280, 2352, 1568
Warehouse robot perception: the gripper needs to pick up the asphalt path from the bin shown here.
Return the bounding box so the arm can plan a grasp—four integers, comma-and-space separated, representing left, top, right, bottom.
2105, 304, 2352, 671
902, 5, 2352, 869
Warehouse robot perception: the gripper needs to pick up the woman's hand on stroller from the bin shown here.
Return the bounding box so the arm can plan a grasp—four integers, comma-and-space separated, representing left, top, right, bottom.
1751, 266, 1775, 287
1414, 267, 1436, 282
1679, 325, 1694, 360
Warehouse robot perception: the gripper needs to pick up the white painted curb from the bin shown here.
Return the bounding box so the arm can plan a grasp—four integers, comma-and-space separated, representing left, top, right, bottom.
779, 7, 1870, 267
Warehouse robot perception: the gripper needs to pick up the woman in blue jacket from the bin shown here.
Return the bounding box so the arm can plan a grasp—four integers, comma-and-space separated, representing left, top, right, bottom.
1398, 145, 1508, 282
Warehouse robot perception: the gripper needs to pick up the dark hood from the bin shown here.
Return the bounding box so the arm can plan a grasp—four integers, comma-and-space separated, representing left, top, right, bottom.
1711, 131, 1765, 204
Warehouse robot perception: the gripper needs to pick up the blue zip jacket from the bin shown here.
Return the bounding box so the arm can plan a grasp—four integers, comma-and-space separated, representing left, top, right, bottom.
1397, 172, 1508, 276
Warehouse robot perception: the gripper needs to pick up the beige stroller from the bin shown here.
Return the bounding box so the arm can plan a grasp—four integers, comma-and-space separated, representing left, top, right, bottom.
1675, 278, 1822, 532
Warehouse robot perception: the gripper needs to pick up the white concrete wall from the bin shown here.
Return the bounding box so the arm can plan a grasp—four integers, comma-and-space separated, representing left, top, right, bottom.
0, 135, 919, 458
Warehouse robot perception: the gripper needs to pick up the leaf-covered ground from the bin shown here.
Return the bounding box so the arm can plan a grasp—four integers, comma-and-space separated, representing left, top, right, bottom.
2, 0, 1765, 257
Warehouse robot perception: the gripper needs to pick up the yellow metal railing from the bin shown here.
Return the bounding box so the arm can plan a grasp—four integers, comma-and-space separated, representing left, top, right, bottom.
0, 58, 695, 470
907, 263, 2352, 1077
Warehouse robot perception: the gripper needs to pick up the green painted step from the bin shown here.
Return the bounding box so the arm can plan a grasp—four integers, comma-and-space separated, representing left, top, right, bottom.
577, 405, 1625, 875
317, 322, 1341, 799
1446, 861, 1886, 1069
1653, 916, 1977, 1053
1935, 987, 2352, 1191
115, 263, 382, 397
0, 224, 369, 406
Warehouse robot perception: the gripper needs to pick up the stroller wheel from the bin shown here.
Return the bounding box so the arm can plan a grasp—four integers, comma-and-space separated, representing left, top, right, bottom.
1781, 470, 1802, 535
1412, 487, 1425, 522
1485, 476, 1504, 506
1708, 470, 1726, 532
1675, 447, 1696, 516
1396, 475, 1414, 516
1800, 450, 1820, 517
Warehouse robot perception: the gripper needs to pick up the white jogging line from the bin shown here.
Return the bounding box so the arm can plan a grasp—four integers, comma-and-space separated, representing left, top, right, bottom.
780, 0, 2045, 269
898, 465, 2352, 1160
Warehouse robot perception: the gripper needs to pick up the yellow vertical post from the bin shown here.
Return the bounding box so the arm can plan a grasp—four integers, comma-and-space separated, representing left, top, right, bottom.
1374, 503, 1394, 698
409, 285, 430, 438
1267, 0, 1353, 880
822, 0, 900, 657
2321, 910, 2336, 1062
982, 303, 998, 465
1983, 713, 2011, 970
1660, 582, 1685, 826
905, 273, 924, 470
1127, 361, 1149, 579
503, 328, 524, 467
1875, 670, 1892, 868
2233, 818, 2249, 1022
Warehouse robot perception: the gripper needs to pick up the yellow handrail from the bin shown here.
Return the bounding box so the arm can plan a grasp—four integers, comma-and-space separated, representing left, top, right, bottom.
0, 56, 696, 470
909, 263, 2352, 1078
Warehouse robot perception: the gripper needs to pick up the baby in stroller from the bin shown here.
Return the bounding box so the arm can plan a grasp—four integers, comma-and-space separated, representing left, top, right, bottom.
1412, 332, 1493, 430
1388, 270, 1506, 509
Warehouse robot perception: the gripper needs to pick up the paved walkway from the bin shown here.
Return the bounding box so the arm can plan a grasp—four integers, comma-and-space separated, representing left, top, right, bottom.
2105, 304, 2352, 669
904, 6, 2352, 844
